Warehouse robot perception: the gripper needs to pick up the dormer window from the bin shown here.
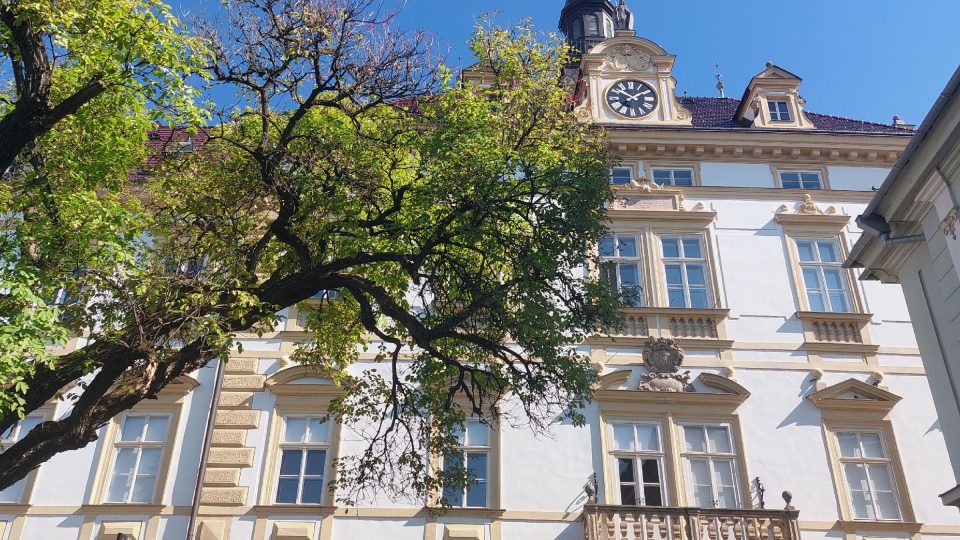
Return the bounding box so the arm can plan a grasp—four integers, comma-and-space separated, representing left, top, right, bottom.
768, 100, 791, 122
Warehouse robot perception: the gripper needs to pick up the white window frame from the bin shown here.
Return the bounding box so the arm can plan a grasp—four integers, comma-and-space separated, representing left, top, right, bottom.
768, 100, 791, 122
680, 424, 741, 509
275, 415, 332, 505
104, 414, 171, 504
0, 414, 45, 503
651, 167, 696, 187
778, 170, 824, 190
599, 233, 644, 307
660, 235, 713, 309
442, 419, 491, 508
795, 237, 852, 313
609, 422, 668, 506
836, 430, 903, 522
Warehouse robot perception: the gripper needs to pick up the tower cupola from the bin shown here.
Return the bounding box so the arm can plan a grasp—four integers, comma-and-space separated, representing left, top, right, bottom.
558, 0, 619, 57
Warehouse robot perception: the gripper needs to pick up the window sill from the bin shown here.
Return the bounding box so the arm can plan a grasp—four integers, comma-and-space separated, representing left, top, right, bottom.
79, 503, 166, 513
427, 506, 506, 518
251, 504, 337, 516
834, 519, 922, 534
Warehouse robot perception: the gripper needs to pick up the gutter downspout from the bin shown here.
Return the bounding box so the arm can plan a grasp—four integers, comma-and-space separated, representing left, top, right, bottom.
878, 233, 925, 246
186, 358, 226, 540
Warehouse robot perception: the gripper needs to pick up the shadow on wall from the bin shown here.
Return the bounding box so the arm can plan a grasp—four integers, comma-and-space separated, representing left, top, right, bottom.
775, 376, 822, 429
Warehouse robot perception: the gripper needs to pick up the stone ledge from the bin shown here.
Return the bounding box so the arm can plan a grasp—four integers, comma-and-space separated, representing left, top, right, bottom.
219, 391, 254, 408
225, 358, 259, 373
211, 429, 247, 447
204, 468, 241, 486
222, 374, 267, 391
207, 448, 256, 468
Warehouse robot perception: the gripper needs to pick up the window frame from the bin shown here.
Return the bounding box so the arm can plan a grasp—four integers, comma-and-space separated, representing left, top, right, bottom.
0, 412, 48, 505
775, 167, 828, 190
794, 237, 854, 313
784, 233, 864, 315
608, 421, 669, 507
610, 165, 636, 186
767, 100, 792, 122
274, 415, 333, 505
598, 233, 645, 307
103, 414, 173, 504
650, 166, 697, 187
679, 423, 742, 509
441, 419, 493, 509
658, 234, 714, 309
835, 429, 903, 522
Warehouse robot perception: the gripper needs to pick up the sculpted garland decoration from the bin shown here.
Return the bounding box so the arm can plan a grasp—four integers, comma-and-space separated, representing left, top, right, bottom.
601, 45, 652, 72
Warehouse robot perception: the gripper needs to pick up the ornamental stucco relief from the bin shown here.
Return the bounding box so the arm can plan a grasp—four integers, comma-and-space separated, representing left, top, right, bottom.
600, 45, 652, 72
639, 337, 694, 392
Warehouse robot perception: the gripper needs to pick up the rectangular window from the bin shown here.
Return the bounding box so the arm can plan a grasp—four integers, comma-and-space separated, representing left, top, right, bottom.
796, 238, 851, 313
610, 167, 633, 185
0, 415, 43, 503
105, 414, 170, 504
599, 234, 643, 307
779, 170, 823, 190
661, 236, 711, 309
610, 422, 666, 506
276, 416, 331, 505
768, 100, 791, 122
682, 425, 739, 509
652, 168, 695, 187
837, 431, 902, 521
442, 419, 490, 508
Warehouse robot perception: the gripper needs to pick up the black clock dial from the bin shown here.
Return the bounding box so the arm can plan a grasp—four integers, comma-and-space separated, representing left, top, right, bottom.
605, 79, 659, 118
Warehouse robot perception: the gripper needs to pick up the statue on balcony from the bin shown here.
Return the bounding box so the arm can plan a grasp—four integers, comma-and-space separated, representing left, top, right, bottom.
639, 337, 694, 392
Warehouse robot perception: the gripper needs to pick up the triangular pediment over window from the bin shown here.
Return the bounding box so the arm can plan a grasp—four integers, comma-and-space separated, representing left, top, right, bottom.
596, 369, 749, 409
807, 378, 902, 413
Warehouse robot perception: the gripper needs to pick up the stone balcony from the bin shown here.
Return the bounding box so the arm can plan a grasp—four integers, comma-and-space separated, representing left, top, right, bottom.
596, 308, 733, 351
582, 505, 801, 540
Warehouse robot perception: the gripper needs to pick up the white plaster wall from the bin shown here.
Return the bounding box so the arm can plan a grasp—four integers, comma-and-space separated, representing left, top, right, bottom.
31, 424, 104, 505
157, 516, 189, 540
827, 166, 891, 191
700, 163, 775, 188
500, 521, 583, 540
330, 517, 425, 540
19, 515, 86, 539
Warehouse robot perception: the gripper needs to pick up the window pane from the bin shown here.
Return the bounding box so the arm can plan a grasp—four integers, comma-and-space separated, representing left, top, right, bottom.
466, 420, 489, 447
106, 473, 132, 503
662, 239, 680, 258
620, 264, 640, 287
120, 416, 146, 442
665, 265, 684, 286
644, 485, 664, 506
653, 170, 671, 183
618, 236, 637, 257
675, 170, 694, 186
144, 416, 169, 442
707, 427, 732, 454
828, 292, 850, 313
444, 452, 463, 474
684, 427, 707, 452
641, 459, 660, 483
284, 418, 307, 443
304, 450, 326, 476
451, 423, 465, 446
307, 418, 330, 443
301, 478, 324, 504
781, 172, 801, 189
837, 433, 861, 458
279, 449, 303, 476
796, 241, 816, 262
682, 238, 702, 258
668, 289, 687, 308
860, 433, 885, 458
716, 486, 737, 509
130, 475, 156, 503
611, 168, 632, 185
466, 481, 487, 508
867, 464, 894, 492
687, 264, 706, 286
802, 268, 822, 289
876, 490, 901, 520
712, 460, 735, 487
618, 457, 636, 483
817, 241, 839, 262
613, 425, 635, 451
688, 460, 713, 507
689, 290, 709, 309
599, 236, 615, 257
138, 448, 162, 476
276, 478, 299, 504
601, 262, 618, 293
801, 173, 822, 189
850, 488, 874, 520
0, 480, 26, 503
467, 452, 488, 481
823, 268, 845, 290
636, 424, 660, 452
844, 463, 870, 492
807, 291, 826, 312
113, 448, 138, 475
620, 484, 638, 506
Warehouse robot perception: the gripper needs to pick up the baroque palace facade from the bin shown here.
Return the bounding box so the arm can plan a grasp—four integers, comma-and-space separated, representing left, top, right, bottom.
4, 1, 960, 539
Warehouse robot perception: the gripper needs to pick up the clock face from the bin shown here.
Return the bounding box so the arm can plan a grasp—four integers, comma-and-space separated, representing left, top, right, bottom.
606, 79, 659, 118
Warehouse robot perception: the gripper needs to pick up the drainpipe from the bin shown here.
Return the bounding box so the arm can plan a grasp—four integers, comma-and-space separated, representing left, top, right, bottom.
186, 358, 226, 540
855, 213, 926, 246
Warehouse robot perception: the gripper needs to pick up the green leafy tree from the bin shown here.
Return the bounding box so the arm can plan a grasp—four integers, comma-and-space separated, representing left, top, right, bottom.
0, 0, 621, 502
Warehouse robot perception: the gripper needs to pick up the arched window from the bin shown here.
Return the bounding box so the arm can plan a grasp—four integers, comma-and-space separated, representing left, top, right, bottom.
570, 19, 583, 41
586, 14, 600, 36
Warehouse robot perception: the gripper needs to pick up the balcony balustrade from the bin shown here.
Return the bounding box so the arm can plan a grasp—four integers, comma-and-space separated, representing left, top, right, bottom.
582, 505, 801, 540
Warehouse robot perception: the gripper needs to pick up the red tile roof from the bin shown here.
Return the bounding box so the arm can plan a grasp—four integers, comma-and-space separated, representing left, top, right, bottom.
679, 97, 914, 135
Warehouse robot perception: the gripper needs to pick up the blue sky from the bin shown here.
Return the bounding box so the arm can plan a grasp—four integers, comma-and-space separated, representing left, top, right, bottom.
172, 0, 960, 126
